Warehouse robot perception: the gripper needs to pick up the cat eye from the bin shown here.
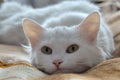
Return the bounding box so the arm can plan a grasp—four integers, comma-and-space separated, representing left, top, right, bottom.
66, 44, 79, 53
41, 46, 52, 55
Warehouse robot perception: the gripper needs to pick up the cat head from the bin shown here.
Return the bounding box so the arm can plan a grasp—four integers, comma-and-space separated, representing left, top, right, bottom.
22, 12, 105, 74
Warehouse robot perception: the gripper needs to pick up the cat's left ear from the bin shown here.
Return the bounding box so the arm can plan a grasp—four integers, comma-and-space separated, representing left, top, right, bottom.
22, 19, 44, 48
78, 12, 100, 44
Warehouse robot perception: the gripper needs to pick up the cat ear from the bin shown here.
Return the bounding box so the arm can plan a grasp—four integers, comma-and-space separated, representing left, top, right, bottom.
78, 12, 100, 44
22, 19, 44, 47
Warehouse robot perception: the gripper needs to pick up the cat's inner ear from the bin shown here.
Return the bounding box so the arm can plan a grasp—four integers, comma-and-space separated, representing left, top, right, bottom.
22, 19, 43, 47
78, 12, 100, 44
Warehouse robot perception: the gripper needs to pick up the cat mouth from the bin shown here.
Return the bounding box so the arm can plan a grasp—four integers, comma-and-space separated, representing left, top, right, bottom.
53, 69, 73, 74
38, 65, 91, 74
54, 65, 91, 73
53, 66, 91, 74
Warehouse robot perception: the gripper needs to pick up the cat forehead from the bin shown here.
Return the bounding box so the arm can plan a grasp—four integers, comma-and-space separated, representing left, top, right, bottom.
45, 26, 78, 37
40, 26, 81, 44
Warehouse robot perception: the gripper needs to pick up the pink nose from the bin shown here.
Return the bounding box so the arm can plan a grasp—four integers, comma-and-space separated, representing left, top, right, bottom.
53, 59, 63, 70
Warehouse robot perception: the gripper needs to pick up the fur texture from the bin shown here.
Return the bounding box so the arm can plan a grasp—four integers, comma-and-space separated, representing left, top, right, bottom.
0, 1, 99, 45
4, 0, 90, 8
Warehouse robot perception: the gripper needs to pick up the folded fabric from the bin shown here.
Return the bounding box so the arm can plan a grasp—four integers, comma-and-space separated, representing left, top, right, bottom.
0, 61, 46, 80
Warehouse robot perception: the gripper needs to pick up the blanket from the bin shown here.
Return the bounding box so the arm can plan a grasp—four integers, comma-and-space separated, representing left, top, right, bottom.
0, 61, 46, 80
0, 44, 46, 80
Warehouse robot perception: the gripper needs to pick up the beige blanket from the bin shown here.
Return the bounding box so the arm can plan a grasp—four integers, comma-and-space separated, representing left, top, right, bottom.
0, 45, 46, 80
0, 62, 46, 80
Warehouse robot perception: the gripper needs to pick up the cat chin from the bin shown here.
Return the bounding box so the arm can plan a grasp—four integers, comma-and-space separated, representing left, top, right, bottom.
42, 66, 91, 74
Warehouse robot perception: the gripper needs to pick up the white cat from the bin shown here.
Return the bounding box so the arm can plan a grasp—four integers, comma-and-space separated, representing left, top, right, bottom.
0, 1, 115, 74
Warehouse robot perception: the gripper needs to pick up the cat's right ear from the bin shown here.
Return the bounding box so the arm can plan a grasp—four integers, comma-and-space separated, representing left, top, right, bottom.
78, 12, 100, 44
22, 19, 44, 48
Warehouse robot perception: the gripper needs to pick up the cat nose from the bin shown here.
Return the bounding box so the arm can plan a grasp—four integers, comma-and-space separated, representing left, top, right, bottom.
53, 59, 63, 69
53, 59, 63, 65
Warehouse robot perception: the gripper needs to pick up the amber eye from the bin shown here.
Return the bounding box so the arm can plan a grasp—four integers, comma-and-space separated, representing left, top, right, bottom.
66, 44, 79, 53
41, 46, 52, 55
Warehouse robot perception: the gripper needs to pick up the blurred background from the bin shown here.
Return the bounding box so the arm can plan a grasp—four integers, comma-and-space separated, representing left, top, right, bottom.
0, 0, 120, 18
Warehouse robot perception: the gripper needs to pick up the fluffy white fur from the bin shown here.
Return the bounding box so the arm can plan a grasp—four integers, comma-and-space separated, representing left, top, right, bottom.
0, 1, 115, 74
0, 2, 32, 22
5, 0, 90, 8
0, 1, 99, 45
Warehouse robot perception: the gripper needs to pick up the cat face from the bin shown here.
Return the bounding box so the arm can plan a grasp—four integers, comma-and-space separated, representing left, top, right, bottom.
23, 12, 105, 74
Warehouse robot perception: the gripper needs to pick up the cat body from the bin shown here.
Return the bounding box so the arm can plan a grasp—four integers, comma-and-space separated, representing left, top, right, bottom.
0, 1, 98, 45
0, 2, 33, 22
0, 1, 115, 74
4, 0, 90, 8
